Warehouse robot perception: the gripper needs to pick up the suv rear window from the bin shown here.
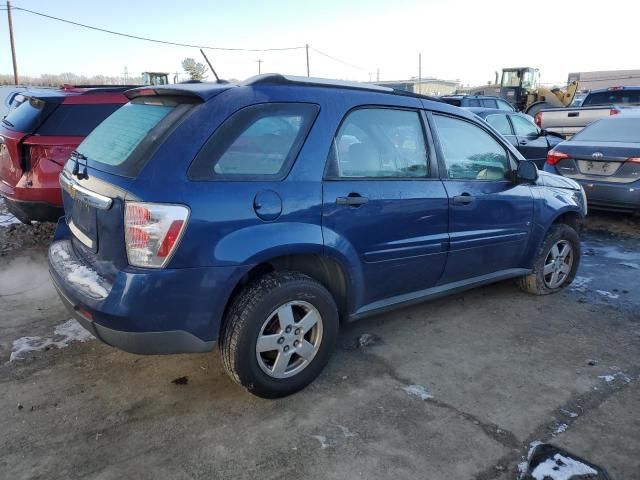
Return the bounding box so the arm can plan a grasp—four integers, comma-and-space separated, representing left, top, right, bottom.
582, 90, 640, 106
189, 103, 319, 180
2, 96, 51, 132
38, 104, 123, 136
76, 97, 195, 177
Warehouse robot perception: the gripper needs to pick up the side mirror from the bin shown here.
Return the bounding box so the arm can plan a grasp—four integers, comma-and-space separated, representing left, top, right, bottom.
516, 160, 538, 183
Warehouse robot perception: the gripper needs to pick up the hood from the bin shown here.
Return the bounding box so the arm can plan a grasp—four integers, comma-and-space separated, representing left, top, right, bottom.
535, 170, 581, 190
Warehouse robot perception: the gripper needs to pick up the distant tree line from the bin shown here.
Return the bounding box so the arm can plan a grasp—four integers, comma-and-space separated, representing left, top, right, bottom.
0, 72, 144, 87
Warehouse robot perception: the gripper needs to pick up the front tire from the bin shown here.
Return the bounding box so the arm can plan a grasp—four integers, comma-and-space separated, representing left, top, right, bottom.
518, 224, 581, 295
220, 271, 339, 398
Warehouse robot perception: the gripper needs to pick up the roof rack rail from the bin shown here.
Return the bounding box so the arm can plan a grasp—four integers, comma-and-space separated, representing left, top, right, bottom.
243, 73, 443, 102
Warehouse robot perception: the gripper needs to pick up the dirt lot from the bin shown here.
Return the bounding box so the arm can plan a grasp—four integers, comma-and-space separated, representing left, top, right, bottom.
1, 206, 639, 480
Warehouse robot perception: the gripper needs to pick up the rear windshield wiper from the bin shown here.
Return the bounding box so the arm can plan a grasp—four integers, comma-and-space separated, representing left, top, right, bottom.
70, 150, 89, 180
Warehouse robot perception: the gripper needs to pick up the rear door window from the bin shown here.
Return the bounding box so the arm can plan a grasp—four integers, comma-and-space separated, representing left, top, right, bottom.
37, 104, 123, 136
485, 114, 513, 136
189, 103, 319, 180
510, 114, 539, 137
497, 100, 514, 111
327, 108, 429, 178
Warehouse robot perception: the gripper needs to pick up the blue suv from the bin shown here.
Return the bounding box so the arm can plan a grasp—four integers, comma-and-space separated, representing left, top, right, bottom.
49, 75, 587, 397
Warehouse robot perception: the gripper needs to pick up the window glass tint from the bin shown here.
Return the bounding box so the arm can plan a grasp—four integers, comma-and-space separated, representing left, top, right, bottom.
572, 117, 640, 143
497, 100, 514, 111
433, 115, 509, 180
331, 108, 428, 178
466, 98, 481, 107
37, 104, 123, 136
443, 98, 461, 107
582, 90, 640, 106
481, 99, 498, 108
511, 114, 538, 137
78, 103, 173, 166
2, 96, 48, 132
189, 103, 319, 179
485, 114, 512, 136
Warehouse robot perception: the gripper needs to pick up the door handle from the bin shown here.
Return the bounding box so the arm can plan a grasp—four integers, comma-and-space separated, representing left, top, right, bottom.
568, 112, 579, 117
519, 140, 528, 145
452, 194, 475, 205
336, 194, 369, 206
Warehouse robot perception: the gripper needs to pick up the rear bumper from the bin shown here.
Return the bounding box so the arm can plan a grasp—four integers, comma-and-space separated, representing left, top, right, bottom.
0, 158, 65, 222
48, 221, 252, 355
544, 165, 640, 212
2, 196, 63, 223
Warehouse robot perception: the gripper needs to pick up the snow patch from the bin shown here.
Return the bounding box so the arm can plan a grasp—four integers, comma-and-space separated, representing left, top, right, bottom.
311, 435, 330, 449
50, 242, 109, 299
560, 409, 579, 418
570, 276, 592, 292
335, 424, 357, 438
553, 423, 568, 435
596, 290, 619, 300
0, 198, 21, 226
531, 453, 597, 480
599, 372, 632, 384
401, 384, 433, 400
9, 319, 94, 362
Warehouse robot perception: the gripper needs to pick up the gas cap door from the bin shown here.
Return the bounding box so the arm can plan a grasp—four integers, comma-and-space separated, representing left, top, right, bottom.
253, 190, 282, 221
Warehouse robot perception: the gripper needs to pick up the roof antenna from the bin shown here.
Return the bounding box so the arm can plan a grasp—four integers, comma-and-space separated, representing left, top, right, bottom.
200, 48, 226, 83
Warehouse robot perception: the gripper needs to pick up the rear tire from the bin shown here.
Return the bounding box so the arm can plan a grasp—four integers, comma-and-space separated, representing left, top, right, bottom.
518, 224, 581, 295
220, 271, 339, 398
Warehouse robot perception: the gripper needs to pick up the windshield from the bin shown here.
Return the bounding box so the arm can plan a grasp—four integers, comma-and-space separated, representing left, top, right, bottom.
501, 69, 537, 89
572, 117, 640, 143
582, 90, 640, 106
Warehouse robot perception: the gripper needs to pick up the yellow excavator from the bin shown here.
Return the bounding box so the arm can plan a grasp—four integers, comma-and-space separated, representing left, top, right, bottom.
498, 67, 578, 116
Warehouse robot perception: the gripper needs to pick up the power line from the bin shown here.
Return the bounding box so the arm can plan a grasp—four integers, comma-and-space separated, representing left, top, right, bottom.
10, 5, 305, 52
309, 47, 366, 72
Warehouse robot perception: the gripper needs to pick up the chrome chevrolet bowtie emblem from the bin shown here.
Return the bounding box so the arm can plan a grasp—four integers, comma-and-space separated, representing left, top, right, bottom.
592, 152, 603, 160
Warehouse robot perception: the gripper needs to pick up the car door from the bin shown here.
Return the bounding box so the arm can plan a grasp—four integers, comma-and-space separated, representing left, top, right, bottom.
322, 107, 449, 308
484, 113, 519, 150
510, 114, 548, 167
429, 113, 534, 284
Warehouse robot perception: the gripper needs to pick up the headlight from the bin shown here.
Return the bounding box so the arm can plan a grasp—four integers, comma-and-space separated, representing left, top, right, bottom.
580, 186, 588, 216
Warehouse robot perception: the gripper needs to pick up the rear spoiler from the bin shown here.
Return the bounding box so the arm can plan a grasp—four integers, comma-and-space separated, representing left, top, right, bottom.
124, 83, 235, 102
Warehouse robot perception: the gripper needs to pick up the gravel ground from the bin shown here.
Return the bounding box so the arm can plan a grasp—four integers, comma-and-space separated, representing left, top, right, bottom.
0, 211, 638, 480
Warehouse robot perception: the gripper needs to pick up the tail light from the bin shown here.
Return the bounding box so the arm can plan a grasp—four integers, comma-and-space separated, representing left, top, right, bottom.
534, 111, 543, 128
627, 157, 640, 164
609, 108, 620, 116
124, 202, 189, 268
546, 150, 570, 166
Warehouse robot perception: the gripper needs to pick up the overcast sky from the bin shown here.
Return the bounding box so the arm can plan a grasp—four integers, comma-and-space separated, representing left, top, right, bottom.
0, 0, 636, 86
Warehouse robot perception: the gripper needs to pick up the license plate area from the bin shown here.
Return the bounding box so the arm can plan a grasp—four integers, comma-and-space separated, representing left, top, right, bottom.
576, 160, 621, 176
69, 201, 97, 251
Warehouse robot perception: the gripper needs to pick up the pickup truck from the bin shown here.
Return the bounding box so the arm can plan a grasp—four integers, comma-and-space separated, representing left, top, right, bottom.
535, 86, 640, 138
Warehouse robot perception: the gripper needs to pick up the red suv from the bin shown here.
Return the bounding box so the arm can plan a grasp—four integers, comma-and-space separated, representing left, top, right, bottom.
0, 86, 132, 223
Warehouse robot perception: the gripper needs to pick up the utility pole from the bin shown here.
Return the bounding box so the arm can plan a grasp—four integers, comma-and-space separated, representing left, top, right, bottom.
256, 59, 263, 75
305, 44, 310, 77
418, 53, 422, 94
7, 1, 19, 84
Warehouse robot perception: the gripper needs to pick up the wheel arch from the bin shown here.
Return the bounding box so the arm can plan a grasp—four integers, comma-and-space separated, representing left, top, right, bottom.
220, 253, 353, 337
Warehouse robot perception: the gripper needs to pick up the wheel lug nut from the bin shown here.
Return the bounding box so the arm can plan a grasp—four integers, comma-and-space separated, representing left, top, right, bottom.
285, 326, 292, 333
294, 340, 300, 347
277, 337, 284, 344
283, 346, 290, 352
295, 328, 301, 335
